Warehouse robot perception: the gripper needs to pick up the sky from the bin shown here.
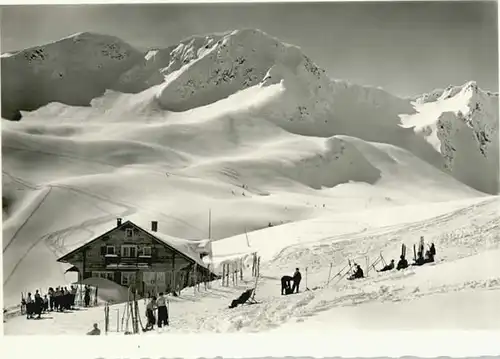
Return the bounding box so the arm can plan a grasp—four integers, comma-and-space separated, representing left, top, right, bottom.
1, 1, 498, 97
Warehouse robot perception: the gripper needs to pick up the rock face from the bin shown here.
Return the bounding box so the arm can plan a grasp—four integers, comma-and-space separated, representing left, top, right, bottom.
2, 28, 498, 194
401, 81, 499, 194
1, 32, 143, 120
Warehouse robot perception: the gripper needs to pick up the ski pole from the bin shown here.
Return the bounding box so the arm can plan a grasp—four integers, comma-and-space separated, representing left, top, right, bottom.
326, 263, 333, 285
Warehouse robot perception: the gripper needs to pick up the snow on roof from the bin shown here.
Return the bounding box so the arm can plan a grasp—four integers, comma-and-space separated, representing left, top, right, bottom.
138, 224, 212, 269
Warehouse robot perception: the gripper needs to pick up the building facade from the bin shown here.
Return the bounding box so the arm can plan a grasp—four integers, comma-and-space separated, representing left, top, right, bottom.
57, 218, 216, 295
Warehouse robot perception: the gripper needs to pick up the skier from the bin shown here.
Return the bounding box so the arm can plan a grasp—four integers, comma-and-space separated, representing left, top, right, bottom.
56, 287, 64, 311
48, 287, 55, 311
86, 323, 101, 335
378, 259, 395, 272
84, 285, 91, 307
413, 251, 425, 266
429, 243, 436, 256
229, 288, 254, 309
291, 268, 302, 294
25, 293, 34, 319
397, 255, 409, 270
42, 294, 49, 313
156, 292, 169, 328
34, 290, 43, 319
71, 286, 77, 309
280, 275, 293, 295
424, 249, 435, 263
348, 264, 364, 280
145, 296, 157, 331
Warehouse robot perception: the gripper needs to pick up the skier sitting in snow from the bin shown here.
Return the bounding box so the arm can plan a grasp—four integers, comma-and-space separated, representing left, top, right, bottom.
348, 264, 364, 280
378, 259, 395, 272
429, 243, 436, 256
413, 251, 425, 266
86, 323, 101, 335
229, 288, 254, 309
397, 255, 408, 270
292, 268, 302, 293
281, 275, 293, 295
424, 249, 434, 263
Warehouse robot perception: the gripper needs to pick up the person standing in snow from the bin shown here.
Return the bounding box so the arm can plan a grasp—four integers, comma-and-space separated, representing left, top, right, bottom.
70, 286, 77, 309
291, 268, 302, 293
42, 294, 49, 313
64, 287, 71, 310
34, 290, 43, 319
156, 292, 169, 328
25, 293, 34, 319
48, 287, 55, 311
145, 296, 157, 330
280, 275, 293, 295
84, 285, 91, 307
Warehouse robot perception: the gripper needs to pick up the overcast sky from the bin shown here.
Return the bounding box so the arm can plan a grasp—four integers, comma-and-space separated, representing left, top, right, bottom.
1, 1, 497, 97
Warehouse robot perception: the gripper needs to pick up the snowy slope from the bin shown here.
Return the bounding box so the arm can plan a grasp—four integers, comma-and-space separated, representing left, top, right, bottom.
3, 29, 497, 192
1, 32, 143, 120
4, 195, 500, 334
2, 29, 498, 315
0, 91, 485, 307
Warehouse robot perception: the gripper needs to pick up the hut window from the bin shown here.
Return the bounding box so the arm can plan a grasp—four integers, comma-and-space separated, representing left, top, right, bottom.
121, 245, 137, 258
142, 246, 152, 257
106, 246, 115, 255
126, 229, 133, 238
121, 272, 136, 286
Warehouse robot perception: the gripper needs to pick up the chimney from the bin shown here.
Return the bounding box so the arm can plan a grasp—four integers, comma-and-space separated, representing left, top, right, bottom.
151, 221, 158, 232
117, 218, 122, 227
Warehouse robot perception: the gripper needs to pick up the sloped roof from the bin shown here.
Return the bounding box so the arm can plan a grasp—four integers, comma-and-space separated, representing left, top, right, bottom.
57, 220, 213, 272
139, 225, 211, 269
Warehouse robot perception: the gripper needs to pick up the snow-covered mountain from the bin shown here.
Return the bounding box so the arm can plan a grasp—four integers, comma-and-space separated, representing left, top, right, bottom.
401, 81, 499, 194
3, 29, 497, 193
2, 29, 499, 315
1, 32, 143, 120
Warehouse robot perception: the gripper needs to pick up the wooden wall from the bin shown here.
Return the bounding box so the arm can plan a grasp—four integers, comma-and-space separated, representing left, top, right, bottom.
61, 221, 211, 294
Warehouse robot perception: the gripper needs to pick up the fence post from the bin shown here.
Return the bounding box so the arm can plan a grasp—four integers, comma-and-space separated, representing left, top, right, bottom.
104, 303, 109, 335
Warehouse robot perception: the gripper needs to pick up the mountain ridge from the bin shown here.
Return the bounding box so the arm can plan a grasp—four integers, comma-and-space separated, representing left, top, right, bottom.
1, 28, 498, 195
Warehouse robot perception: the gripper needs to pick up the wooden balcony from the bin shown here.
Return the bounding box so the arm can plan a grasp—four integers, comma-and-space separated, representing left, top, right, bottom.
104, 254, 152, 267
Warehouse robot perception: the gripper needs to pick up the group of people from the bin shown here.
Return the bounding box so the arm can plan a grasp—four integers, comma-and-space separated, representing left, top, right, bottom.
144, 292, 170, 331
378, 240, 437, 273
22, 284, 94, 320
344, 240, 437, 281
22, 290, 48, 319
280, 268, 302, 295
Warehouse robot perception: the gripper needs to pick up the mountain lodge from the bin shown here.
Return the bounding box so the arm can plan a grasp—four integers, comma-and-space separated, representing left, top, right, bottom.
57, 218, 217, 295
